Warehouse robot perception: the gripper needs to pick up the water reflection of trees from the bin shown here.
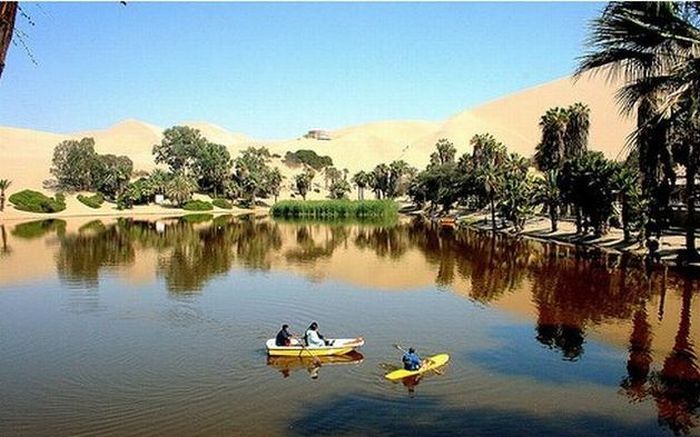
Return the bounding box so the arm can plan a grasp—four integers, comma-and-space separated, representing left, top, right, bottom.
49, 216, 282, 292
620, 278, 700, 435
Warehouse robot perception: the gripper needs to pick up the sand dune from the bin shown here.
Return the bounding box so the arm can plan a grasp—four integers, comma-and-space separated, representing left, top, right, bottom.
0, 72, 634, 212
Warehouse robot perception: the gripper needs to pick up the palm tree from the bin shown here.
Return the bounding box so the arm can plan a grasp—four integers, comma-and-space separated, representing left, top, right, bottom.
564, 102, 590, 159
613, 166, 641, 241
577, 1, 700, 259
351, 171, 370, 200
534, 170, 561, 232
534, 107, 569, 171
166, 173, 196, 207
0, 178, 11, 212
266, 168, 283, 203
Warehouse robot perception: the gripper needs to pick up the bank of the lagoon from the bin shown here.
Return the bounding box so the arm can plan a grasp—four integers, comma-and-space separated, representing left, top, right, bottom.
1, 215, 699, 436
271, 199, 398, 219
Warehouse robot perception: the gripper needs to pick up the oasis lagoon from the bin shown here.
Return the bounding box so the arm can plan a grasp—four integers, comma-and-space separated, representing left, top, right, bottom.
0, 215, 699, 436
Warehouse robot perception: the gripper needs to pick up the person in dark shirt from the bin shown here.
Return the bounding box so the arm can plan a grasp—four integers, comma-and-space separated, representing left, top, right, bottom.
275, 324, 293, 346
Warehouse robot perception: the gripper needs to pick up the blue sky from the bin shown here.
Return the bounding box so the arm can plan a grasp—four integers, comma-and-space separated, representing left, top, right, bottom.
0, 2, 604, 138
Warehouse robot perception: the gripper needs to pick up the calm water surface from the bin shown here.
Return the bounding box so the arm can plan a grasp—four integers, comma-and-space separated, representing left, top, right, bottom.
0, 215, 699, 436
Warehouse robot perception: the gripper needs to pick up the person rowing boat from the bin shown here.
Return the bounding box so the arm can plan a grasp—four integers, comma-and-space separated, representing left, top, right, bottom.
275, 324, 294, 346
402, 347, 423, 371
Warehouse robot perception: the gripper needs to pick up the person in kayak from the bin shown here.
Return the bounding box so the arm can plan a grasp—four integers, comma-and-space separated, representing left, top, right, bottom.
275, 324, 293, 346
402, 347, 422, 371
304, 322, 330, 347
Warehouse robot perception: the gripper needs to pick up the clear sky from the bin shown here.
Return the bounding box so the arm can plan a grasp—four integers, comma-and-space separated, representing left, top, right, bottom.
0, 2, 604, 138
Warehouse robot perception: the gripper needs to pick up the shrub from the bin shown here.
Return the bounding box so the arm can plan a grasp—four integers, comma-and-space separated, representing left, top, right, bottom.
182, 200, 214, 211
77, 193, 104, 209
271, 199, 398, 219
212, 198, 233, 209
9, 190, 67, 213
283, 150, 333, 171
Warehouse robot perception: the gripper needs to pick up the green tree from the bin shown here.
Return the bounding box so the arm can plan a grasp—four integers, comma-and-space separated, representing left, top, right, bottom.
559, 151, 620, 236
351, 170, 370, 200
234, 147, 272, 206
429, 139, 456, 168
192, 142, 232, 196
51, 137, 99, 190
370, 164, 390, 199
166, 173, 197, 207
534, 107, 568, 172
153, 126, 207, 174
577, 2, 698, 256
0, 178, 11, 212
498, 156, 535, 232
323, 166, 342, 189
266, 168, 283, 203
564, 102, 590, 159
93, 154, 133, 199
613, 165, 642, 241
294, 167, 315, 200
534, 170, 561, 232
329, 178, 352, 199
147, 169, 172, 196
387, 160, 412, 198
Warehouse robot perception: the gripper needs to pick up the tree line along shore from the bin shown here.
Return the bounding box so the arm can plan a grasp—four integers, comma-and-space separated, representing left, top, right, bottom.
2, 3, 700, 263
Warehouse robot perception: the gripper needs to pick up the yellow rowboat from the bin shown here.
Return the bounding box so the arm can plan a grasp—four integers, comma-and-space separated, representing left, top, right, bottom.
384, 353, 450, 381
265, 337, 365, 357
267, 351, 364, 371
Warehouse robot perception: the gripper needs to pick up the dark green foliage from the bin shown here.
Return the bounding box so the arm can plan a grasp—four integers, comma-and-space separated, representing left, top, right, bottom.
11, 219, 66, 239
284, 150, 333, 171
153, 125, 207, 173
51, 137, 99, 190
93, 154, 133, 199
294, 168, 315, 200
212, 198, 233, 209
77, 193, 104, 209
234, 147, 274, 205
271, 200, 398, 219
559, 151, 620, 236
329, 179, 352, 199
182, 200, 214, 211
8, 190, 66, 213
116, 178, 154, 210
192, 142, 232, 195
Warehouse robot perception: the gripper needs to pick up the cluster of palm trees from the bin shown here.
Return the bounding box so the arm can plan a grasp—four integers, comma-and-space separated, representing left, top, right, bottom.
350, 161, 416, 201
577, 1, 700, 260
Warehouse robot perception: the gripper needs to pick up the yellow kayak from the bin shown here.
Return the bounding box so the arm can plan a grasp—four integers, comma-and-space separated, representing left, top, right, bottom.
384, 354, 450, 381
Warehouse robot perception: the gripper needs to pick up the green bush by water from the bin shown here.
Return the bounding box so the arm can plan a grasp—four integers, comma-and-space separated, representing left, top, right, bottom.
77, 193, 104, 209
212, 198, 233, 209
182, 200, 214, 211
9, 190, 66, 213
271, 199, 398, 219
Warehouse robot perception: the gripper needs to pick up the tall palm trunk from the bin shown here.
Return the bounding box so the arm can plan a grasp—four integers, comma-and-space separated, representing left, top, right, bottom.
685, 143, 698, 259
490, 196, 496, 231
549, 201, 558, 232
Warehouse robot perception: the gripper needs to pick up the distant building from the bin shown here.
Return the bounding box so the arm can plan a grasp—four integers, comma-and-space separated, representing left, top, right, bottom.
304, 129, 331, 141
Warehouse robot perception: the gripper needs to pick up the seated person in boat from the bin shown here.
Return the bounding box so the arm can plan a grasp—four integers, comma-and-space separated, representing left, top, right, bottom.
304, 322, 330, 347
402, 347, 422, 371
275, 324, 293, 346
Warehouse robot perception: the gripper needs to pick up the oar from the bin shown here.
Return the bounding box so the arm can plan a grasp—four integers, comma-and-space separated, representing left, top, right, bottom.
295, 336, 321, 366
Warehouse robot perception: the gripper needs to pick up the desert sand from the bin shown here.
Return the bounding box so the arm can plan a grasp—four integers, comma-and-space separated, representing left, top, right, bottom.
0, 72, 632, 220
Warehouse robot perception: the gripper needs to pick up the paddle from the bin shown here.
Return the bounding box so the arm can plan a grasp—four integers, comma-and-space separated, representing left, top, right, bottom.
295, 336, 321, 366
